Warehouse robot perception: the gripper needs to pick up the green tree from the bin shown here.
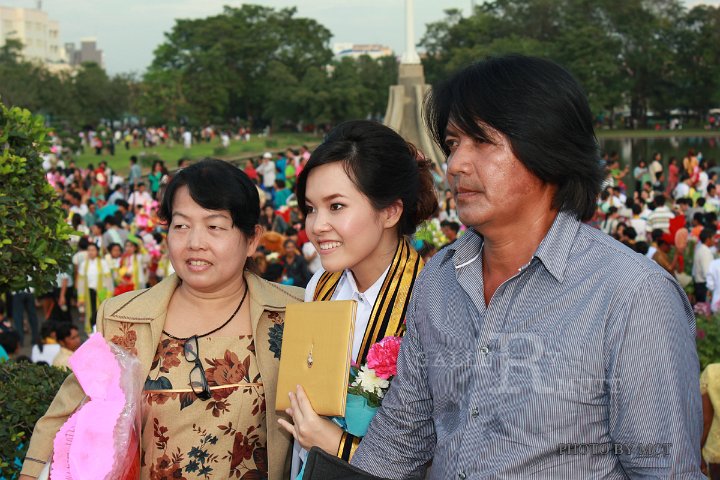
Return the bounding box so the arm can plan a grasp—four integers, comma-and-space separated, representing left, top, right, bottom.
418, 0, 690, 127
602, 0, 684, 126
36, 69, 79, 126
294, 66, 333, 126
419, 5, 553, 85
73, 62, 129, 126
0, 39, 45, 112
674, 5, 720, 121
324, 57, 373, 123
143, 4, 333, 126
0, 100, 74, 293
135, 67, 188, 126
548, 0, 626, 120
356, 55, 399, 119
0, 41, 133, 128
0, 38, 22, 64
263, 60, 306, 129
263, 54, 399, 129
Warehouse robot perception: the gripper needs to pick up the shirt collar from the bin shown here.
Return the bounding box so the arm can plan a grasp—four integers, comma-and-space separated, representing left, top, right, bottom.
445, 229, 482, 269
343, 264, 391, 306
444, 210, 581, 283
533, 210, 581, 283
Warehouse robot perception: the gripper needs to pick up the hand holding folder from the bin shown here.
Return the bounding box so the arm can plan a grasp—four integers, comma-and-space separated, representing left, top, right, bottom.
276, 300, 357, 417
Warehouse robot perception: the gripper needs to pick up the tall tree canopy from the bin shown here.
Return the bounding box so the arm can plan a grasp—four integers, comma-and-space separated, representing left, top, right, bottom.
139, 5, 334, 126
419, 0, 720, 127
3, 1, 720, 130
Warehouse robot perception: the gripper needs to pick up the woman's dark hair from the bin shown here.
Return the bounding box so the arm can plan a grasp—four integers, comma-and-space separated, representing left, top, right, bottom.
424, 54, 604, 221
159, 158, 260, 237
706, 212, 718, 228
71, 213, 83, 229
40, 321, 56, 341
56, 323, 77, 343
0, 331, 20, 354
152, 159, 166, 173
263, 263, 284, 283
77, 236, 90, 251
624, 227, 637, 241
296, 120, 437, 236
700, 227, 715, 244
650, 228, 664, 242
38, 320, 57, 353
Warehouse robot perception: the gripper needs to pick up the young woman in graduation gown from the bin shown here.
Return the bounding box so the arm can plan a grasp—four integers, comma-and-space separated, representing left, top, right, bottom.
277, 120, 438, 477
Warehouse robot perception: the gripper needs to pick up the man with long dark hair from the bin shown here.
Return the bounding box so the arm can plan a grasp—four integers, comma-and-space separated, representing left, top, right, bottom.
351, 55, 702, 478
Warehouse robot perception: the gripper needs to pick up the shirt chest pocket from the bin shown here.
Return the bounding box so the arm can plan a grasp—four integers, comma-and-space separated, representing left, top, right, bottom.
490, 351, 607, 446
497, 389, 579, 439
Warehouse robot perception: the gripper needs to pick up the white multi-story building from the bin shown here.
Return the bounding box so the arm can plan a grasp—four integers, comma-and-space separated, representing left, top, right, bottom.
333, 43, 394, 60
0, 4, 66, 66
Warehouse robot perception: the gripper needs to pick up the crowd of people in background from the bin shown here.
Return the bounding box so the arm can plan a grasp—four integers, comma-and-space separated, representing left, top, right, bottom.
593, 148, 720, 312
2, 139, 718, 364
59, 124, 257, 158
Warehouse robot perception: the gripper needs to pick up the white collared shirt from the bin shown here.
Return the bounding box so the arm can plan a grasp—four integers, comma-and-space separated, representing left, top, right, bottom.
303, 265, 391, 362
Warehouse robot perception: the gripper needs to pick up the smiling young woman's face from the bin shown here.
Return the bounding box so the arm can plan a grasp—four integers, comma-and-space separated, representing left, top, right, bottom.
167, 186, 258, 294
304, 162, 388, 274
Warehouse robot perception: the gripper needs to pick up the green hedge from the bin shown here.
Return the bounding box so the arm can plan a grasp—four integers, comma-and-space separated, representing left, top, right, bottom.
0, 102, 74, 293
696, 311, 720, 371
0, 361, 70, 478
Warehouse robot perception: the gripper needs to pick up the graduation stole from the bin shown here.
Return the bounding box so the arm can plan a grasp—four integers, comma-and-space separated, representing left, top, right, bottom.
313, 238, 424, 364
122, 253, 142, 288
79, 257, 109, 301
79, 257, 111, 330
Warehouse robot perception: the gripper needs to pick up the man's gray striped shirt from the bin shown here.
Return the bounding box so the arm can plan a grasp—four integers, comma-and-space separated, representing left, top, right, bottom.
352, 210, 703, 479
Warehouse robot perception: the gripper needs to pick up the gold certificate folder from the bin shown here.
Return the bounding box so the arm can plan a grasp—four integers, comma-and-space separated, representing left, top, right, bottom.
276, 300, 357, 417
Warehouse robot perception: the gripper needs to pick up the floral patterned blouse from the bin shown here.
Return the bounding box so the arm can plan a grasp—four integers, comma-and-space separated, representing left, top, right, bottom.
142, 334, 267, 479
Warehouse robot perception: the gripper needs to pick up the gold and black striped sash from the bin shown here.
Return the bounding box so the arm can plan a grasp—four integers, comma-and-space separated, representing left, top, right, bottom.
312, 239, 423, 364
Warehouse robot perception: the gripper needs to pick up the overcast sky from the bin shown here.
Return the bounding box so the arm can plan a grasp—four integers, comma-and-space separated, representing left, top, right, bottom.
2, 0, 719, 74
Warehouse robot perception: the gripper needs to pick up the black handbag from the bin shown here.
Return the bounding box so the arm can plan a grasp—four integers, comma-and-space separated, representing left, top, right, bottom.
302, 447, 389, 479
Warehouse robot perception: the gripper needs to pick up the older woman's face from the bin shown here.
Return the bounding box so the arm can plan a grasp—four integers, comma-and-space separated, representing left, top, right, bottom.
167, 186, 260, 295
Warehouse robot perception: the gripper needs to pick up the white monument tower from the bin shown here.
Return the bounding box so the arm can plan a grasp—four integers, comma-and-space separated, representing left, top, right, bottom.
384, 0, 445, 170
401, 0, 420, 64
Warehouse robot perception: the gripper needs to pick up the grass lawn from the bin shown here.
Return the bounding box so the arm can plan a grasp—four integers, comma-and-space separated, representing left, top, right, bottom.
69, 128, 720, 176
595, 128, 720, 139
72, 132, 322, 176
